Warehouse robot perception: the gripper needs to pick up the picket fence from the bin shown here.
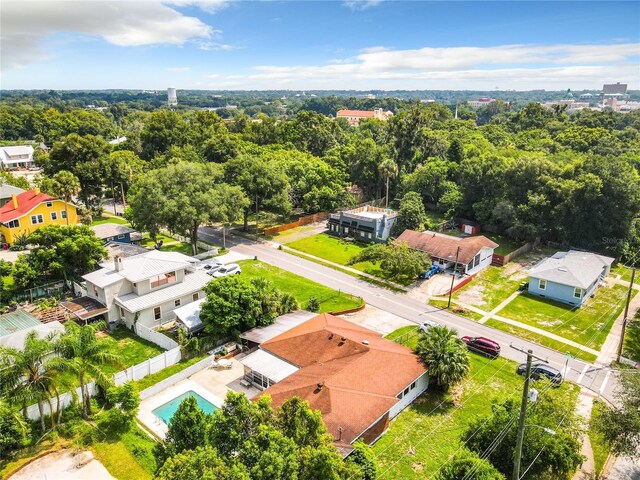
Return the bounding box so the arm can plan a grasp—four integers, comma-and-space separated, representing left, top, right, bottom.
25, 325, 181, 421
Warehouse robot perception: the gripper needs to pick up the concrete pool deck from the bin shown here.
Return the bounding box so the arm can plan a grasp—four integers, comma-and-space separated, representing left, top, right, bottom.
137, 356, 259, 438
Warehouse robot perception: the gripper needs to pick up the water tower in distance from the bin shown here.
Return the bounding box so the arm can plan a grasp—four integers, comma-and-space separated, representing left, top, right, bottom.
167, 87, 178, 106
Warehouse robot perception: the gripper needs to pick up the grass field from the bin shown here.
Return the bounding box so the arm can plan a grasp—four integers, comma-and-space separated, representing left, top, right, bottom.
610, 264, 639, 284
92, 424, 156, 480
588, 400, 612, 476
497, 286, 629, 349
484, 233, 523, 256
373, 326, 577, 479
134, 353, 209, 391
452, 265, 523, 311
238, 259, 363, 313
427, 298, 485, 321
91, 216, 129, 226
484, 319, 598, 363
266, 225, 319, 243
384, 325, 420, 348
286, 233, 415, 285
100, 327, 165, 376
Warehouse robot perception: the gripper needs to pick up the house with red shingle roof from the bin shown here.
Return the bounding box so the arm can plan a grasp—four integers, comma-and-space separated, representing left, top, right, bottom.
336, 108, 393, 126
240, 313, 429, 456
396, 229, 498, 275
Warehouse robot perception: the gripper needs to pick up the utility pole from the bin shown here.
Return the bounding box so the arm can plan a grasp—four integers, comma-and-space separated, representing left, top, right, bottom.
510, 345, 548, 480
447, 246, 461, 308
617, 267, 636, 362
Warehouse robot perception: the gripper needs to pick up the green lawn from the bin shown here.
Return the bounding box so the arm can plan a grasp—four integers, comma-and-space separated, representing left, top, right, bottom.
497, 286, 629, 350
157, 242, 206, 256
483, 233, 524, 256
622, 313, 640, 362
452, 265, 523, 311
424, 210, 447, 229
611, 264, 640, 284
238, 259, 363, 313
588, 400, 612, 476
134, 353, 209, 392
266, 225, 319, 243
484, 319, 598, 363
373, 329, 577, 479
286, 233, 415, 286
91, 216, 130, 226
140, 233, 176, 248
384, 326, 420, 349
100, 326, 165, 376
92, 424, 156, 480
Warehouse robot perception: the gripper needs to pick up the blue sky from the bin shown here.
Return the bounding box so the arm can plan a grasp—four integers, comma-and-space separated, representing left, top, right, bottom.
1, 1, 639, 90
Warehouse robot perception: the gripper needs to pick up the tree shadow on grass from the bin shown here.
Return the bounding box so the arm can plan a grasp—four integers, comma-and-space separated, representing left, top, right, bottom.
623, 320, 640, 362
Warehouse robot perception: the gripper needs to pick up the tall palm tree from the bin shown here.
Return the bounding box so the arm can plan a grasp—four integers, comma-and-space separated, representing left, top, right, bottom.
54, 321, 119, 418
415, 326, 470, 391
0, 332, 58, 432
378, 158, 398, 208
52, 170, 81, 225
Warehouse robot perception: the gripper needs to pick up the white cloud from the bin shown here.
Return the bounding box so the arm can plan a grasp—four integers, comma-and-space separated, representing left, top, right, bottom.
239, 42, 640, 90
343, 0, 382, 11
167, 0, 230, 14
0, 0, 222, 71
197, 41, 242, 51
168, 66, 191, 72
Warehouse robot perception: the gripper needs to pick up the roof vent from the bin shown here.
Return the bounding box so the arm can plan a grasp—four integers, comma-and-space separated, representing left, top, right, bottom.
328, 333, 334, 340
338, 337, 346, 346
558, 267, 568, 272
362, 340, 370, 345
315, 382, 324, 393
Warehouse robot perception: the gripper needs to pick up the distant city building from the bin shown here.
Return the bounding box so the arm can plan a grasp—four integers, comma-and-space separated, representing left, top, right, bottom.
336, 108, 393, 126
601, 82, 628, 97
167, 87, 178, 106
467, 97, 495, 108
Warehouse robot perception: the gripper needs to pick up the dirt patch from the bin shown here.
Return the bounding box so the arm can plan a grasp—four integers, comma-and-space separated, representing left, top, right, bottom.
10, 449, 115, 480
457, 284, 487, 307
340, 305, 413, 336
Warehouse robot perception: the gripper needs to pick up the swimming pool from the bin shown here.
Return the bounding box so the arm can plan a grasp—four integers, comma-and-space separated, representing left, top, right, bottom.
152, 390, 218, 424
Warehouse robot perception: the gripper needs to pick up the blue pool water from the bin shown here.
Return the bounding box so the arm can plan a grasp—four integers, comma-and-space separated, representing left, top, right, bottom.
152, 390, 218, 424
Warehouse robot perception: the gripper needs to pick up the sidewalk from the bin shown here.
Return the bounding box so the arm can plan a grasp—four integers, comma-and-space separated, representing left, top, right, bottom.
438, 296, 600, 356
572, 389, 596, 480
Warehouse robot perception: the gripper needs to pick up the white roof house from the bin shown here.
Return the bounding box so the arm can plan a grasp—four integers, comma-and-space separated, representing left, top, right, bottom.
529, 250, 614, 290
0, 321, 65, 350
240, 348, 300, 383
0, 145, 35, 170
81, 250, 210, 329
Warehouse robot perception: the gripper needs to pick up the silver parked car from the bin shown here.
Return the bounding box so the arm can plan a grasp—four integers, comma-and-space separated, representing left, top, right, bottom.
212, 263, 242, 278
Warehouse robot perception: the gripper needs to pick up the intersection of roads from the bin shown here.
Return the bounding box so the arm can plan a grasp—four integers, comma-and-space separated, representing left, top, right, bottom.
199, 226, 621, 405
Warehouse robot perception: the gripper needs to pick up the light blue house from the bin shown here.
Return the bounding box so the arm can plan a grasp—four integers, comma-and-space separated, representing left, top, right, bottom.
528, 250, 614, 307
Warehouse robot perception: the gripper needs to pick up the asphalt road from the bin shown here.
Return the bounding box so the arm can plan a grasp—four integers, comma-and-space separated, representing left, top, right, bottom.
198, 226, 620, 404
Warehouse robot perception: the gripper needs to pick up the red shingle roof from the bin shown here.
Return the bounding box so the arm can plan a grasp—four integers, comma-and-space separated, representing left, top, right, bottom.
0, 190, 56, 223
336, 109, 376, 118
255, 313, 426, 446
396, 230, 498, 265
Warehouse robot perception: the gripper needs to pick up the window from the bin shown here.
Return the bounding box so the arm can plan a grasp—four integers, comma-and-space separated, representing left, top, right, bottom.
50, 212, 57, 221
120, 307, 125, 317
30, 214, 44, 225
60, 210, 67, 219
5, 219, 19, 229
92, 284, 98, 296
154, 307, 161, 320
411, 382, 416, 390
574, 288, 583, 299
45, 201, 52, 207
150, 271, 177, 289
117, 234, 125, 239
174, 299, 181, 307
397, 392, 403, 399
538, 279, 547, 290
403, 387, 410, 396
192, 293, 199, 301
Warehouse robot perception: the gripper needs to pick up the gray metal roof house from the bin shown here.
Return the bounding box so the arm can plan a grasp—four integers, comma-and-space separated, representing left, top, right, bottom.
528, 250, 614, 307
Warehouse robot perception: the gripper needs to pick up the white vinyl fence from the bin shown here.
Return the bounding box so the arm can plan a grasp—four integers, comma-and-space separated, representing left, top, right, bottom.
135, 323, 179, 350
26, 346, 182, 420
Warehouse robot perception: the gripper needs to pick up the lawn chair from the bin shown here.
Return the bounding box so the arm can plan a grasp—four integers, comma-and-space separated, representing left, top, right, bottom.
209, 359, 220, 369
